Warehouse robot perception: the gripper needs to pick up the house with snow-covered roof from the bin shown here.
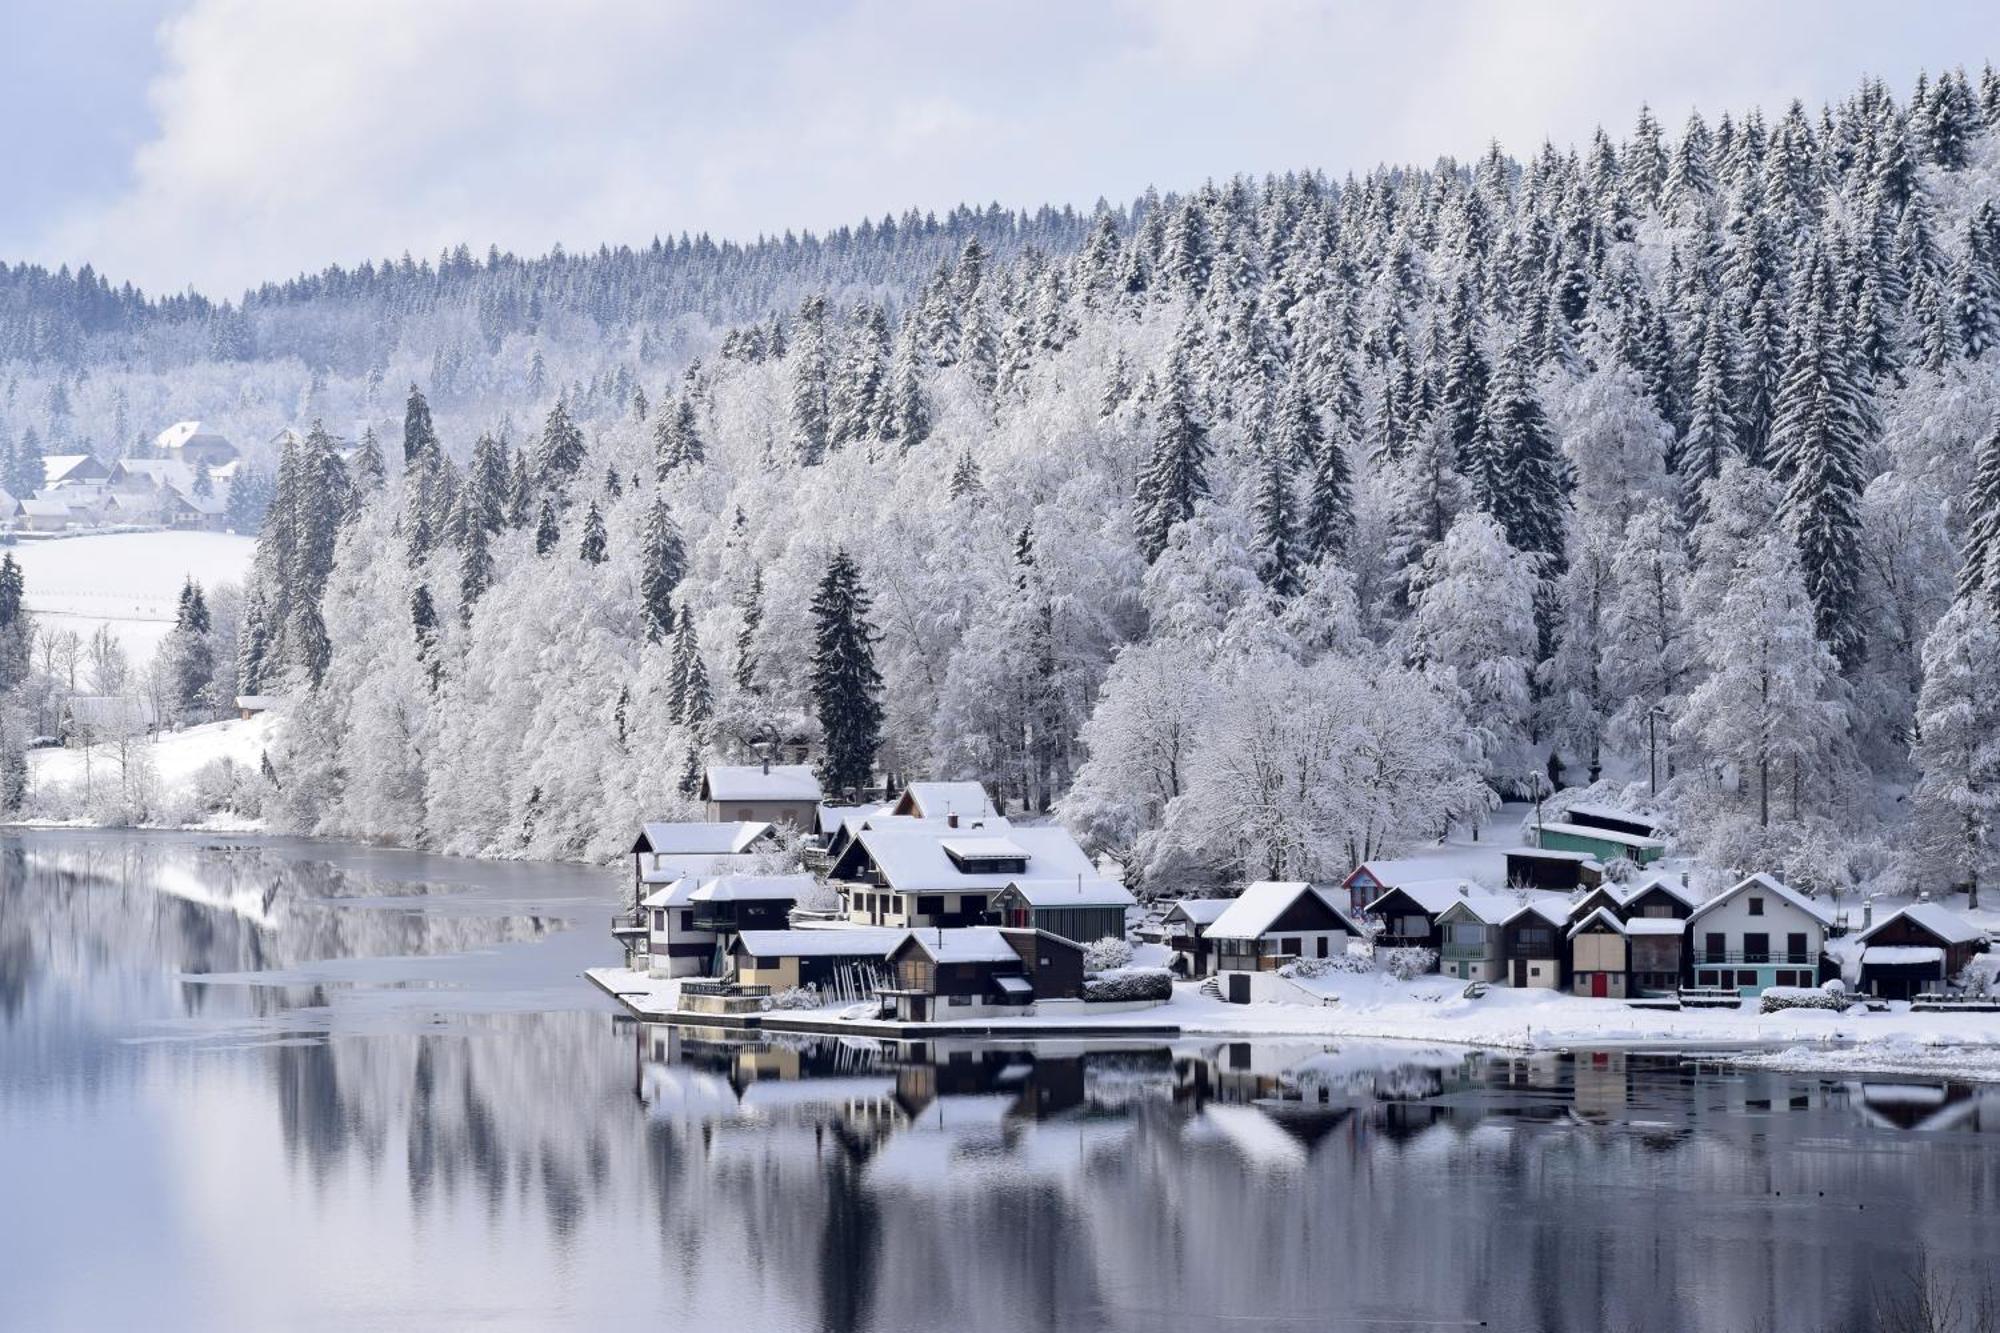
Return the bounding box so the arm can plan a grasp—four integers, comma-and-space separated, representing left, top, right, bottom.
1362, 878, 1473, 954
1203, 881, 1361, 973
728, 927, 905, 994
1566, 906, 1631, 998
153, 420, 238, 468
832, 821, 1093, 930
16, 496, 72, 532
629, 872, 808, 977
1687, 873, 1834, 995
1534, 819, 1666, 867
700, 763, 823, 827
889, 781, 1000, 821
1164, 898, 1234, 977
42, 454, 110, 488
1500, 900, 1570, 989
880, 926, 1083, 1021
989, 876, 1135, 945
1855, 902, 1987, 999
1502, 846, 1603, 892
1435, 891, 1529, 983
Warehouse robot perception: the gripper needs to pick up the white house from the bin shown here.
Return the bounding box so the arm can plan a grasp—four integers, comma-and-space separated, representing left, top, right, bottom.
153, 421, 239, 468
1202, 881, 1362, 973
1686, 873, 1833, 995
889, 781, 1000, 820
700, 763, 823, 827
830, 822, 1095, 929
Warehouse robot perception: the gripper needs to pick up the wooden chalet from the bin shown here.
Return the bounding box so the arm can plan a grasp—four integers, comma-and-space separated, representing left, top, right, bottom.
889, 781, 1000, 820
1855, 903, 1987, 999
1164, 898, 1233, 976
830, 823, 1095, 929
1500, 900, 1569, 988
1362, 879, 1470, 953
1202, 881, 1362, 973
1435, 891, 1526, 983
880, 927, 1084, 1021
1566, 907, 1630, 999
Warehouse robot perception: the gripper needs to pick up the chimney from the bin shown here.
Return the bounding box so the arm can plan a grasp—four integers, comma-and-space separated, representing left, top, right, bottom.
1862, 902, 1874, 929
1680, 871, 1690, 888
947, 812, 959, 829
1459, 883, 1469, 897
761, 756, 770, 774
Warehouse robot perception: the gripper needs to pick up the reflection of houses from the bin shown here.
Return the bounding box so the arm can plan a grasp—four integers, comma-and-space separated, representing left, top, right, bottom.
1164, 898, 1232, 976
1855, 903, 1986, 999
701, 763, 823, 826
1204, 881, 1361, 972
1687, 873, 1833, 995
988, 876, 1135, 944
880, 927, 1083, 1021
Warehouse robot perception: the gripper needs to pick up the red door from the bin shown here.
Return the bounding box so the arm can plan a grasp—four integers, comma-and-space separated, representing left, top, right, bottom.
1590, 973, 1607, 998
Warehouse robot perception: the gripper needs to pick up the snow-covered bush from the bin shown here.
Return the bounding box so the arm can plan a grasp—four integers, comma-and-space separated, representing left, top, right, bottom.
1758, 986, 1850, 1014
1600, 856, 1636, 884
1280, 953, 1372, 979
1082, 936, 1134, 973
1380, 946, 1439, 981
1083, 967, 1172, 1002
762, 985, 824, 1011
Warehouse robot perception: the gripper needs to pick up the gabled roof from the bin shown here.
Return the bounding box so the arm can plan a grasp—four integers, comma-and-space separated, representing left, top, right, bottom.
702, 764, 823, 803
1537, 821, 1666, 852
1688, 873, 1835, 927
855, 824, 1093, 894
1858, 902, 1985, 947
153, 420, 233, 452
688, 873, 814, 903
733, 927, 906, 958
1566, 905, 1627, 939
42, 454, 103, 485
1502, 899, 1571, 928
639, 852, 766, 884
632, 820, 773, 856
1344, 858, 1455, 886
1364, 878, 1481, 916
999, 877, 1137, 908
893, 781, 999, 820
1435, 892, 1525, 925
899, 926, 1026, 964
639, 875, 704, 909
1619, 873, 1704, 910
1166, 897, 1235, 927
20, 497, 74, 517
1623, 917, 1688, 935
1205, 882, 1357, 940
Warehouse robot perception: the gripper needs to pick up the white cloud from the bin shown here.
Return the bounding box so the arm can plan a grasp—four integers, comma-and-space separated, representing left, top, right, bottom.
25, 0, 2000, 296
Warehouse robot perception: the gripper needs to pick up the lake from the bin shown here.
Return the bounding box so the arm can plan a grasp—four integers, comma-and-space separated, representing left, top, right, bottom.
2, 829, 1997, 1332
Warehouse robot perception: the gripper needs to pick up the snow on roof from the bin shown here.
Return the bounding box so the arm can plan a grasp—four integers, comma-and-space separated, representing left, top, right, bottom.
41, 455, 97, 485
1001, 877, 1137, 908
1620, 873, 1704, 909
153, 420, 232, 452
689, 873, 814, 903
1168, 897, 1235, 926
1364, 878, 1482, 915
20, 497, 74, 517
992, 974, 1034, 995
1504, 846, 1601, 864
902, 926, 1024, 964
1689, 873, 1835, 927
941, 835, 1028, 860
1858, 902, 1986, 947
1623, 917, 1688, 935
1566, 905, 1627, 938
1205, 881, 1355, 940
635, 820, 772, 856
639, 852, 765, 884
1536, 821, 1666, 851
1563, 802, 1661, 830
117, 458, 195, 488
703, 764, 823, 802
734, 928, 905, 958
1860, 945, 1947, 965
896, 781, 999, 819
234, 695, 276, 710
64, 695, 157, 728
1435, 892, 1524, 925
1502, 899, 1571, 927
859, 824, 1093, 893
639, 876, 704, 908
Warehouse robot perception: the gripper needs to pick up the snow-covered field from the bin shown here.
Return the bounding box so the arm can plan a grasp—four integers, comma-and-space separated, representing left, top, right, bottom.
25, 715, 276, 828
9, 530, 257, 662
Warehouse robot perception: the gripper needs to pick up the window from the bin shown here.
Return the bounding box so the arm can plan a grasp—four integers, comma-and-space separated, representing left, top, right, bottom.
1704, 932, 1725, 961
948, 994, 973, 1007
962, 895, 987, 916
1643, 905, 1673, 918
1317, 937, 1329, 958
1786, 933, 1808, 962
916, 895, 945, 917
651, 910, 664, 930
1736, 970, 1758, 988
1399, 914, 1429, 936
1281, 937, 1302, 956
1743, 933, 1769, 963
1748, 897, 1765, 916
1519, 928, 1552, 951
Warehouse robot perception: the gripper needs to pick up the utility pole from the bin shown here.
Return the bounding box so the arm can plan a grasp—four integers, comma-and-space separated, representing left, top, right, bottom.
1646, 705, 1666, 796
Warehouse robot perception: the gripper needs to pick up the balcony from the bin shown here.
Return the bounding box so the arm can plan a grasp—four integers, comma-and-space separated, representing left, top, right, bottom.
1440, 942, 1499, 962
611, 910, 646, 936
1692, 950, 1818, 966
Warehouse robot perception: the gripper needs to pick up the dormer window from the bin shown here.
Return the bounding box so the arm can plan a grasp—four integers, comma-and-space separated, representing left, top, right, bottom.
940, 836, 1029, 875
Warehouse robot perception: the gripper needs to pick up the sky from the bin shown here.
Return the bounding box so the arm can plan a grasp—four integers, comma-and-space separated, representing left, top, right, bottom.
3, 0, 1999, 300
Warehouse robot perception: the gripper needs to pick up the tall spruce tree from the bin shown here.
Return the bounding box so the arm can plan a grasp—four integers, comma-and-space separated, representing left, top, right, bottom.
639, 497, 685, 643
809, 550, 883, 797
578, 502, 608, 565
402, 384, 437, 468
535, 399, 587, 493
1253, 443, 1301, 597
1134, 328, 1210, 562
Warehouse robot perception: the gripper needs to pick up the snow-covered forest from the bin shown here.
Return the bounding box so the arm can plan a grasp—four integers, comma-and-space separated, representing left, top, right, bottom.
11, 68, 2000, 901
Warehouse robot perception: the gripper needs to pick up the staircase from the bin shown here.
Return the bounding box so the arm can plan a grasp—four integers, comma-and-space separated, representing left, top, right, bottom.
1198, 977, 1221, 999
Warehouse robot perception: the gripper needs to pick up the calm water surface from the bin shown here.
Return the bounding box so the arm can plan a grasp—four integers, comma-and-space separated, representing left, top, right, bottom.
3, 828, 1998, 1332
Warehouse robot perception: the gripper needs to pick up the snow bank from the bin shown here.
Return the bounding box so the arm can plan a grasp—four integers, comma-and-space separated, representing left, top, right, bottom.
11, 530, 256, 662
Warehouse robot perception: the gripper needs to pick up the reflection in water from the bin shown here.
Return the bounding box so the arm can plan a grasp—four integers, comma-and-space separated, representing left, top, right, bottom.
3, 829, 2000, 1332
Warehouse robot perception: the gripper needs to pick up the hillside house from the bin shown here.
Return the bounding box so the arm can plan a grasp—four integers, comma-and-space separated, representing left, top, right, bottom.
988, 877, 1135, 944
1856, 904, 1987, 999
1533, 820, 1666, 867
1500, 900, 1569, 988
1686, 873, 1834, 995
701, 763, 823, 827
1204, 881, 1362, 973
1436, 892, 1526, 983
889, 781, 1000, 820
880, 927, 1084, 1021
1164, 898, 1233, 977
831, 823, 1094, 929
18, 497, 75, 532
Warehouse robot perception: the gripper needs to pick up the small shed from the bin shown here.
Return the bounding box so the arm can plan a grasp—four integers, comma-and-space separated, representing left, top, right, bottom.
1503, 847, 1603, 892
1163, 898, 1233, 977
1534, 820, 1666, 867
1561, 803, 1662, 840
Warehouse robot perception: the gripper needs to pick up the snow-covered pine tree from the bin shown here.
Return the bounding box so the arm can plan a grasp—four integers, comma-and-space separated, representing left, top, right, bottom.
402, 383, 437, 468
535, 399, 586, 494
578, 502, 608, 565
1134, 325, 1210, 562
789, 294, 831, 465
1910, 596, 2000, 908
809, 550, 883, 797
639, 497, 685, 643
534, 499, 559, 557
1253, 441, 1301, 598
